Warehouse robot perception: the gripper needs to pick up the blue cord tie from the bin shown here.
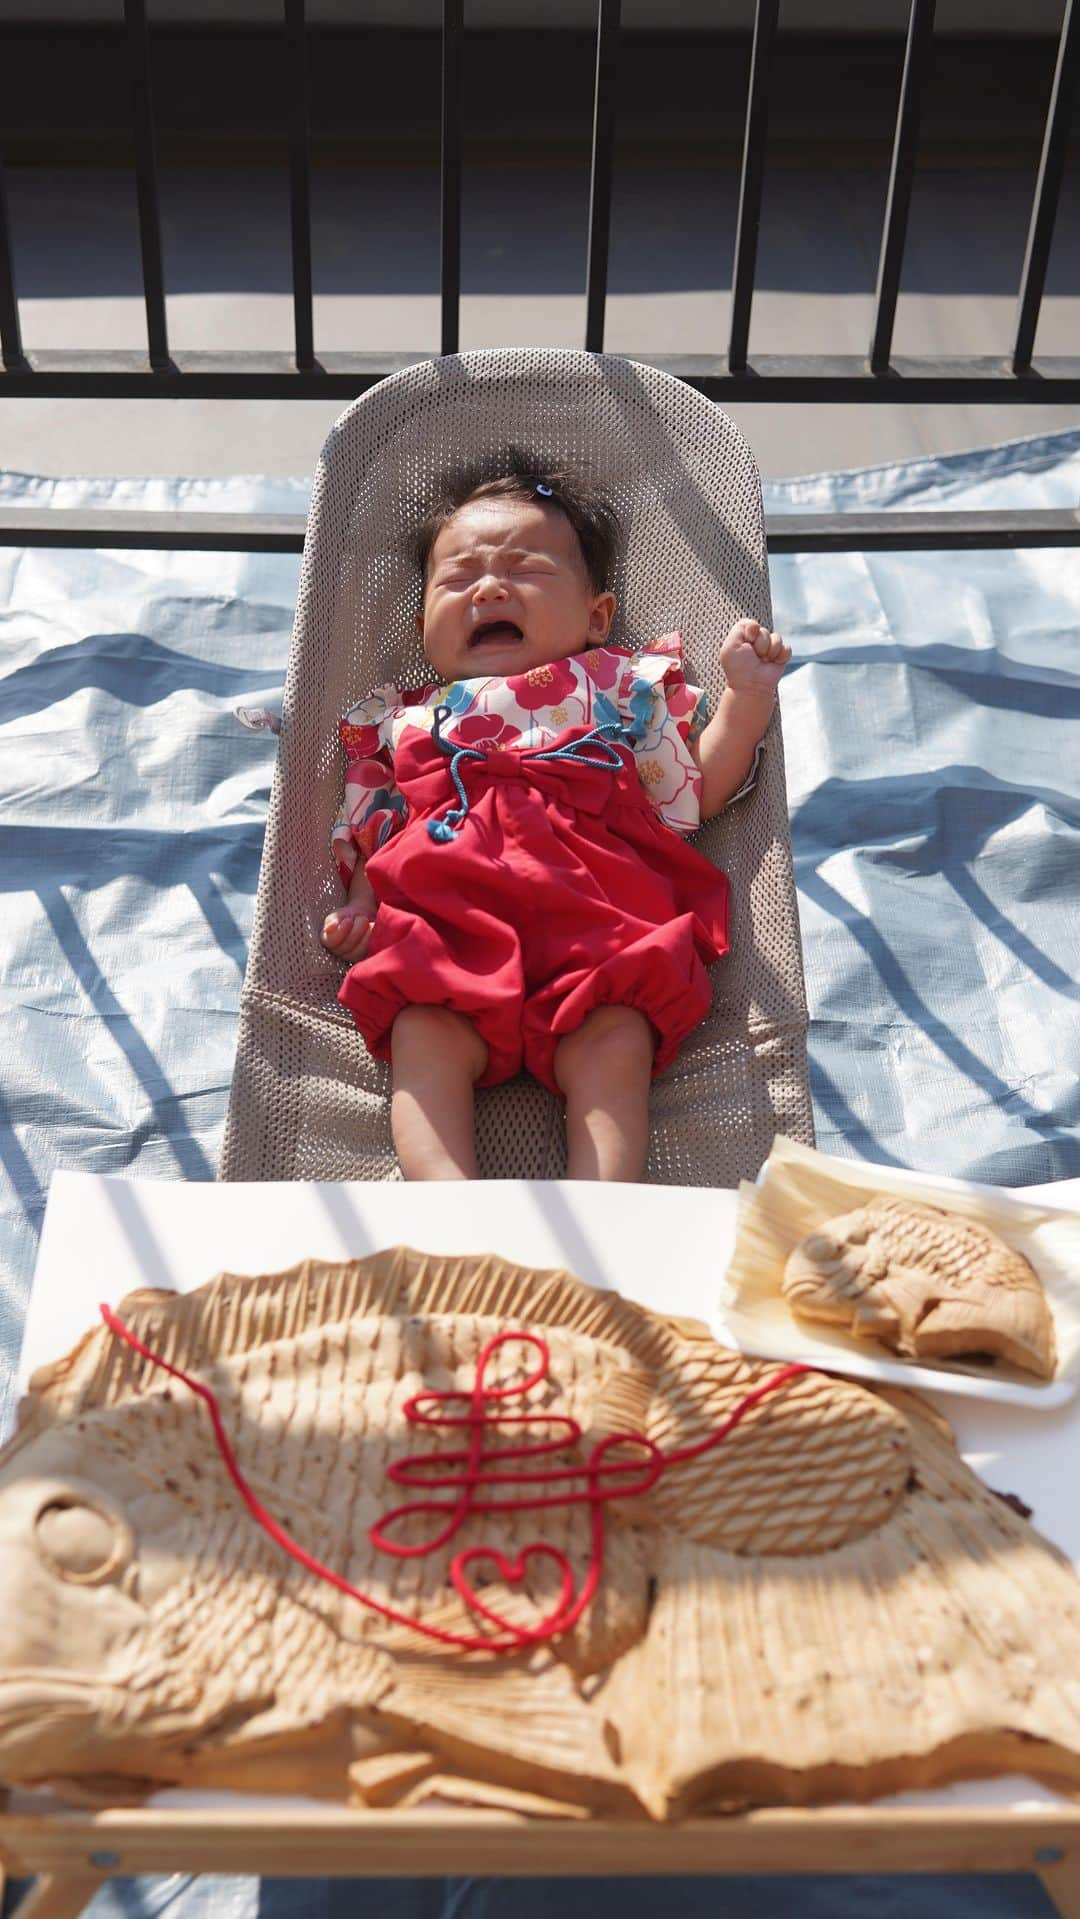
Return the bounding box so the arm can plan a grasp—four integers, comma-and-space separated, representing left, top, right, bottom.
425, 702, 631, 843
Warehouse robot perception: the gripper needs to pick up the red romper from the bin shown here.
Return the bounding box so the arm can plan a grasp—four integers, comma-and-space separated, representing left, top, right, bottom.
330, 636, 737, 1094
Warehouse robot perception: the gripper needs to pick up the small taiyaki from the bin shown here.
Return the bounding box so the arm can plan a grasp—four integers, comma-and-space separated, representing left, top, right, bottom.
782, 1195, 1057, 1379
0, 1247, 1078, 1819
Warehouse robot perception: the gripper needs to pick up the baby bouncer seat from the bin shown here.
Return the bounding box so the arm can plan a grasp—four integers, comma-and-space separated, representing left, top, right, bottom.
221, 349, 814, 1186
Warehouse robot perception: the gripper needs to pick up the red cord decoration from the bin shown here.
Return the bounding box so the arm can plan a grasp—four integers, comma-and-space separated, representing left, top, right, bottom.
100, 1304, 806, 1655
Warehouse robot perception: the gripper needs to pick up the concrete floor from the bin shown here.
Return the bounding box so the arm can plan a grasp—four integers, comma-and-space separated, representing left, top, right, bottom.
3, 155, 1079, 482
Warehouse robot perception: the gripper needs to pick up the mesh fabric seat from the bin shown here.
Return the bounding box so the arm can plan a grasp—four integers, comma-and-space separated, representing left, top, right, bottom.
221, 350, 813, 1186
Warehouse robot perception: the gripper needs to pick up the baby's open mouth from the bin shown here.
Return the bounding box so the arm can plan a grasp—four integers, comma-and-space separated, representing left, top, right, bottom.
469, 620, 524, 646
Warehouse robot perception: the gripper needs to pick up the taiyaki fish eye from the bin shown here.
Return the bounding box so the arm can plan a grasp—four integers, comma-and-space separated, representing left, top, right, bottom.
803, 1233, 842, 1263
33, 1495, 132, 1586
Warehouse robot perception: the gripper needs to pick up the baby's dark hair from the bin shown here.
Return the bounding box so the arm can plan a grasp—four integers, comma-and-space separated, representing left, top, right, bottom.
414, 447, 620, 594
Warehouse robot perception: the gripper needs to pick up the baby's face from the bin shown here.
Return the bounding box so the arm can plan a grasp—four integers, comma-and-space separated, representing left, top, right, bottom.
417, 497, 616, 681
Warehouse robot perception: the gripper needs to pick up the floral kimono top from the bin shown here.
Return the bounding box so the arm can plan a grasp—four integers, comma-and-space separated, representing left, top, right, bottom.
331, 632, 730, 886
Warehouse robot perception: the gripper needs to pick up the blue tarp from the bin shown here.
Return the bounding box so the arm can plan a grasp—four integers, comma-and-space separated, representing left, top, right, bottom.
2, 428, 1078, 1919
776, 433, 1080, 1188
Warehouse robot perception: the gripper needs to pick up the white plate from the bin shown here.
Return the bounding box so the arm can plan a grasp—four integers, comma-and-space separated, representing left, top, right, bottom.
715, 1141, 1080, 1409
710, 1306, 1080, 1408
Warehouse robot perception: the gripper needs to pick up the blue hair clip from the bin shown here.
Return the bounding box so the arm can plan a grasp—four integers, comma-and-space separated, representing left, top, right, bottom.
535, 482, 554, 498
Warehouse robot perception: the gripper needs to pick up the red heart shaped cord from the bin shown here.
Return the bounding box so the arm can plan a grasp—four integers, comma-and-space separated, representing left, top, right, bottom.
101, 1306, 805, 1655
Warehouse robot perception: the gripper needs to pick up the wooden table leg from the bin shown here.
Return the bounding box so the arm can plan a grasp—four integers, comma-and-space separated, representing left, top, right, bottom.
1039, 1860, 1080, 1919
6, 1875, 100, 1919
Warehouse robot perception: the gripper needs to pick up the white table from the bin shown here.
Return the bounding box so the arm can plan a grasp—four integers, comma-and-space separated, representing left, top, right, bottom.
4, 1171, 1080, 1919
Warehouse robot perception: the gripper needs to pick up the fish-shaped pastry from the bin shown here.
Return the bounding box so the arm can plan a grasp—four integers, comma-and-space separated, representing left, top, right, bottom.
1, 1247, 1079, 1819
782, 1195, 1057, 1380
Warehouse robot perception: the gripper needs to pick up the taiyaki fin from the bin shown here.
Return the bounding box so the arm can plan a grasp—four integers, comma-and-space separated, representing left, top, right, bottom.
398, 1774, 591, 1818
347, 1748, 439, 1806
39, 1772, 153, 1809
643, 1324, 912, 1555
602, 1380, 1080, 1818
33, 1250, 694, 1423
378, 1649, 639, 1814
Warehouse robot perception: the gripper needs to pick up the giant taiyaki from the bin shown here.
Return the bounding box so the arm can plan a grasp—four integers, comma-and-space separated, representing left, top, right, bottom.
1, 1247, 1079, 1819
782, 1196, 1057, 1380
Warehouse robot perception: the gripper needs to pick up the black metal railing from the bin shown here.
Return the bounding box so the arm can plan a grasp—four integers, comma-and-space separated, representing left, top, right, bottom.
284, 0, 314, 374
0, 2, 1079, 555
870, 0, 936, 376
1, 506, 1076, 556
1, 0, 1078, 402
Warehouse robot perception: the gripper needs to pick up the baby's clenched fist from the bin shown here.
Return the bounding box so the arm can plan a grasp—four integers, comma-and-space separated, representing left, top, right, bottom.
322, 903, 374, 963
720, 618, 792, 696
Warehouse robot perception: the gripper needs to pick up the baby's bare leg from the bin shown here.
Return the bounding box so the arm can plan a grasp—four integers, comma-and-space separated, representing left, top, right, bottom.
553, 1006, 655, 1182
390, 1006, 488, 1180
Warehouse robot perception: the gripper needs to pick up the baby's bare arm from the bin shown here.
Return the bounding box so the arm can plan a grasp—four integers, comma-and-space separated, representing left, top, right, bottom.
693, 619, 791, 819
323, 858, 378, 962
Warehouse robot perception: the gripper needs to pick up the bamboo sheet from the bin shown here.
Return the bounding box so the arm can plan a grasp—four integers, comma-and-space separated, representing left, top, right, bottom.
721, 1135, 1080, 1403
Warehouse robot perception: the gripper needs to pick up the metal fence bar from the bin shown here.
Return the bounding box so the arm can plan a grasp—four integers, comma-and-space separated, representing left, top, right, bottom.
440, 0, 464, 356
728, 0, 778, 374
285, 0, 315, 371
640, 350, 1080, 400
766, 508, 1080, 551
1, 507, 1077, 554
125, 0, 170, 370
6, 348, 1080, 402
870, 0, 936, 375
584, 0, 621, 354
1012, 0, 1080, 374
0, 159, 25, 370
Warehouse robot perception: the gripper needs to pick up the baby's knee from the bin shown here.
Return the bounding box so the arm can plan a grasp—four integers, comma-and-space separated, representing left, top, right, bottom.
554, 1005, 655, 1094
391, 1004, 488, 1082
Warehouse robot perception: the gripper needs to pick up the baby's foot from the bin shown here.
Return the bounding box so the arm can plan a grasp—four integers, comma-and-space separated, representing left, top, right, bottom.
322, 904, 374, 963
720, 618, 792, 695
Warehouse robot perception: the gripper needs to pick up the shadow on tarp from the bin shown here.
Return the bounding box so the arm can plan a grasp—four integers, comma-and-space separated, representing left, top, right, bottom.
792, 764, 1080, 1181
806, 1052, 912, 1172
790, 642, 1080, 722
0, 631, 286, 725
1, 821, 266, 1206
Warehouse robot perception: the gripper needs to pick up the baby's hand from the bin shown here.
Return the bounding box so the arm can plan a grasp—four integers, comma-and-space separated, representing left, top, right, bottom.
322, 903, 375, 964
720, 619, 792, 697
